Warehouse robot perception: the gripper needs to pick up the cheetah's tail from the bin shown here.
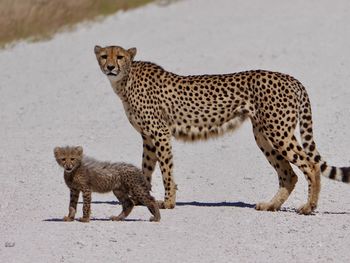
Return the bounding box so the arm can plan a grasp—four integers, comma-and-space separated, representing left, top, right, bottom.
298, 85, 350, 183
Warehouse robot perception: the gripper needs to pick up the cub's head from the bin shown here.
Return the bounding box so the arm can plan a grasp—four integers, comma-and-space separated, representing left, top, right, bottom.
54, 146, 83, 173
94, 45, 137, 82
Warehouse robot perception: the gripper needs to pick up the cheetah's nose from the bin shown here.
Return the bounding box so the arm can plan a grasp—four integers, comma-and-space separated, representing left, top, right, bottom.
107, 65, 115, 71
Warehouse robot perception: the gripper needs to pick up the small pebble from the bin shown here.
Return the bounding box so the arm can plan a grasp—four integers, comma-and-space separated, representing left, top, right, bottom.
5, 242, 15, 248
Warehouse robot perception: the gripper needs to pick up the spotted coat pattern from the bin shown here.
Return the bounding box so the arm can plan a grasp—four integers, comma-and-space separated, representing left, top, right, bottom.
95, 45, 349, 215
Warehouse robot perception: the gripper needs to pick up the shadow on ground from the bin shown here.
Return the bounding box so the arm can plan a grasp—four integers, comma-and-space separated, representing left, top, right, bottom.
175, 201, 256, 208
80, 200, 256, 208
69, 200, 350, 215
43, 217, 145, 222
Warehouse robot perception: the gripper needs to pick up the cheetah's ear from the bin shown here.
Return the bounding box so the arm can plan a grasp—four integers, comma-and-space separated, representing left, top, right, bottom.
127, 47, 137, 61
94, 45, 102, 55
75, 146, 83, 155
54, 147, 61, 157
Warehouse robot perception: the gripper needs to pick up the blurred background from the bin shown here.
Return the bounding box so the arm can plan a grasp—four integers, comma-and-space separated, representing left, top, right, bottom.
0, 0, 177, 47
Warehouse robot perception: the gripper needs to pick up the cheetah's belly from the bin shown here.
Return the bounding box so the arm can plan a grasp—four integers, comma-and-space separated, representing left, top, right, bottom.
170, 113, 247, 141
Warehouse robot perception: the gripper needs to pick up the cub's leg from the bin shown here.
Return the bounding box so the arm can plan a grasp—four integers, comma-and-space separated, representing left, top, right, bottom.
111, 189, 134, 221
253, 129, 298, 211
63, 188, 80, 222
151, 130, 177, 209
141, 135, 158, 183
131, 185, 160, 222
264, 134, 321, 215
146, 201, 161, 222
79, 189, 91, 223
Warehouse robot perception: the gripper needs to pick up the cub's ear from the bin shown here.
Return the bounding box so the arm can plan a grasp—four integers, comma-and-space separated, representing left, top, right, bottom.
94, 45, 102, 55
54, 147, 61, 157
75, 146, 83, 155
127, 47, 137, 60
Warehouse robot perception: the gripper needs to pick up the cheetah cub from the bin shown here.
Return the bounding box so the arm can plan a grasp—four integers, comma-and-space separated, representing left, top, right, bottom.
54, 146, 160, 222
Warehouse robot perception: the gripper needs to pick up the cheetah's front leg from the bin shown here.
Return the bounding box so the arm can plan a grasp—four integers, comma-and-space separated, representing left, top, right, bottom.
79, 189, 91, 223
63, 188, 79, 222
152, 132, 177, 209
141, 135, 158, 183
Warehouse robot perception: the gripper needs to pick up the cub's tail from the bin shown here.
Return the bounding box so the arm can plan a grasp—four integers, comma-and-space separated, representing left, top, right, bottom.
298, 85, 350, 183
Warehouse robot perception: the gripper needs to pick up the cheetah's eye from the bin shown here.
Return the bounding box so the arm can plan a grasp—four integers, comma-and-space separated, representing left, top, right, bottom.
101, 55, 107, 59
116, 55, 124, 60
61, 158, 66, 162
71, 158, 75, 161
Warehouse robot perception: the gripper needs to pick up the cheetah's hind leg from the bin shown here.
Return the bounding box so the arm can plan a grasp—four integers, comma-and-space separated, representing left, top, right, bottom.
111, 190, 134, 221
262, 133, 321, 215
142, 196, 161, 222
131, 185, 161, 222
254, 129, 298, 212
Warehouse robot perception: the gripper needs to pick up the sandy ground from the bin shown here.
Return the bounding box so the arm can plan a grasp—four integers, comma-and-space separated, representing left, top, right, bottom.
1, 0, 350, 262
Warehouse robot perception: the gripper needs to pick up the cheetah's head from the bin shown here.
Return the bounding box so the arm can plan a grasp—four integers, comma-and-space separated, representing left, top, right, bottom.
94, 45, 137, 82
54, 146, 83, 173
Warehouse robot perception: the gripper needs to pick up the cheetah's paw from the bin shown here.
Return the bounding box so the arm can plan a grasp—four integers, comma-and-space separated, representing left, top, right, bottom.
78, 217, 90, 223
297, 203, 316, 215
110, 215, 125, 221
255, 202, 279, 212
63, 216, 74, 222
157, 200, 175, 209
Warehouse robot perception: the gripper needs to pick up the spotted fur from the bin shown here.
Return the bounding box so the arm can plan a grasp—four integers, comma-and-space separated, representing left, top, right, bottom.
94, 45, 349, 215
54, 146, 160, 222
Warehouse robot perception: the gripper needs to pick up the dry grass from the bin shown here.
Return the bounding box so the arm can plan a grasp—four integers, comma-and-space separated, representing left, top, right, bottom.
0, 0, 156, 46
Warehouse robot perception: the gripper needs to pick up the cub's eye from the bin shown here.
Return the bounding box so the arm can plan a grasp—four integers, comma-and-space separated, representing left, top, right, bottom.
61, 158, 66, 162
116, 55, 124, 60
101, 55, 107, 59
71, 158, 75, 161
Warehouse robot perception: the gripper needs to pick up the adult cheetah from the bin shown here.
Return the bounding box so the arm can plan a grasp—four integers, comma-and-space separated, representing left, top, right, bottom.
94, 45, 349, 215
